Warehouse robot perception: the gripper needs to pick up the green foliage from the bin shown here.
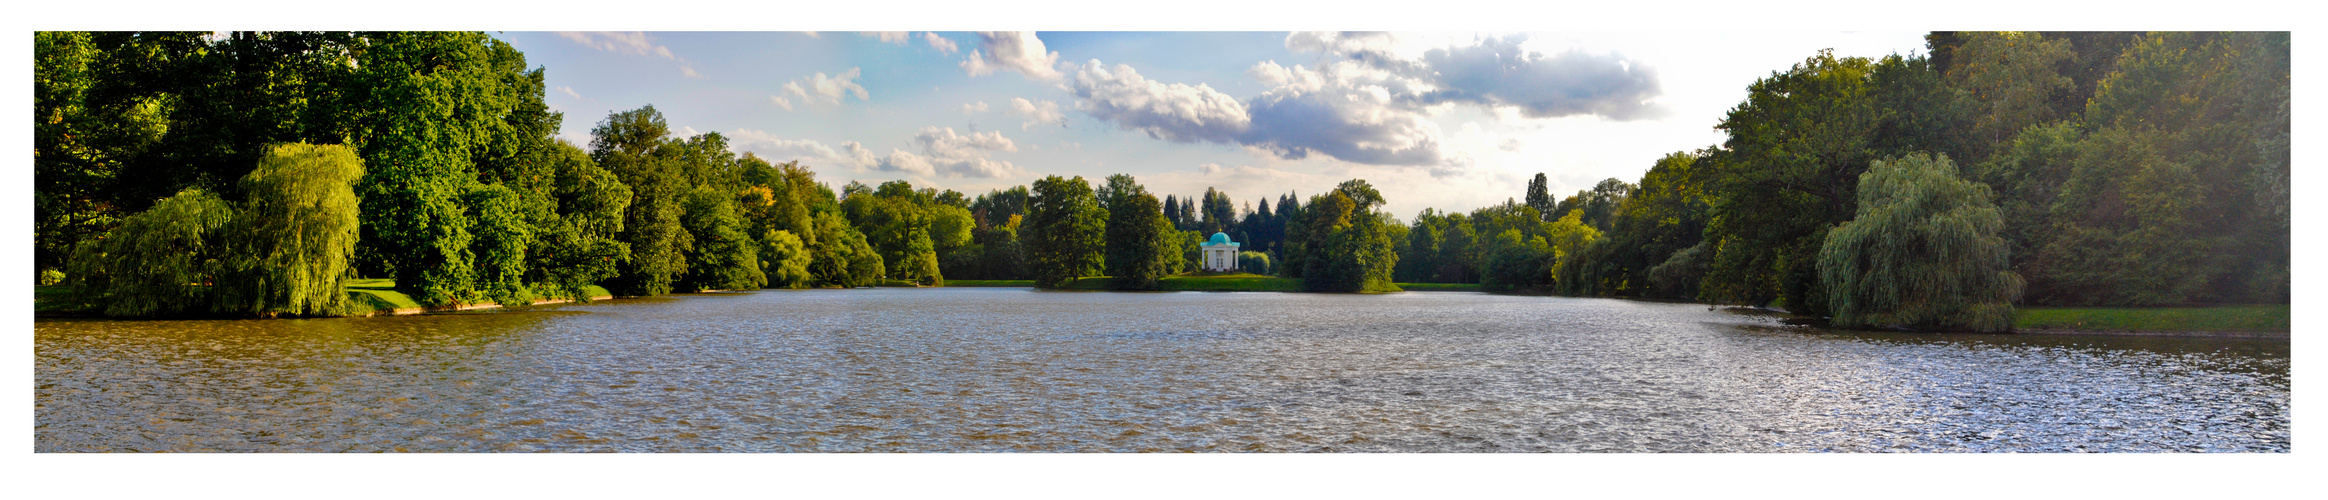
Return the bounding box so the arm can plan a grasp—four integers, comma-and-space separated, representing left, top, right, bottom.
844, 181, 942, 284
1819, 154, 2022, 332
1238, 251, 1272, 276
1477, 229, 1547, 292
528, 139, 632, 301
1105, 193, 1177, 290
462, 183, 534, 307
592, 106, 691, 297
681, 185, 766, 291
807, 211, 884, 287
211, 143, 367, 316
1950, 32, 2075, 145
759, 229, 814, 288
71, 188, 236, 316
1292, 187, 1399, 293
1027, 175, 1105, 288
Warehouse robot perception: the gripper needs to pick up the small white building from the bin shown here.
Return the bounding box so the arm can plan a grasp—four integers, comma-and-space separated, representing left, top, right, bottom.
1201, 232, 1240, 272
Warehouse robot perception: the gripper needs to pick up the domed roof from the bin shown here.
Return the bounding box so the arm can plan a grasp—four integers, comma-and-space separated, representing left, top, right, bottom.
1207, 232, 1233, 245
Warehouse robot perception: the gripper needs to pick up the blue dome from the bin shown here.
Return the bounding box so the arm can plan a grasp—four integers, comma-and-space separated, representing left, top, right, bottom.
1207, 232, 1233, 245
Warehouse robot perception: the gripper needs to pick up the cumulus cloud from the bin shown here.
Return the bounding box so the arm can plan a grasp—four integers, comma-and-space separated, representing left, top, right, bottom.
861, 31, 910, 44
923, 32, 959, 54
1064, 60, 1249, 143
849, 127, 1021, 179
1290, 32, 1664, 121
1064, 58, 1453, 174
771, 96, 794, 111
961, 31, 1062, 81
1240, 60, 1444, 167
1008, 98, 1066, 129
962, 101, 989, 115
778, 68, 870, 106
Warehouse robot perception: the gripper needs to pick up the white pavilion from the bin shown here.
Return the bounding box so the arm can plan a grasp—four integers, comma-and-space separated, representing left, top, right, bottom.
1200, 232, 1240, 272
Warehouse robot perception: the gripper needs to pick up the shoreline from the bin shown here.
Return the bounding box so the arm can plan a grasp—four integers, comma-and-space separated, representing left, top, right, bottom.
355, 294, 617, 317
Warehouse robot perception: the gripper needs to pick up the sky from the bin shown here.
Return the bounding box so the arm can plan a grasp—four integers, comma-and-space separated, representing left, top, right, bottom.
496, 31, 1932, 219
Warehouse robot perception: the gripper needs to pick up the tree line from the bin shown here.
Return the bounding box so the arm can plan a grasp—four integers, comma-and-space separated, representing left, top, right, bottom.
36, 32, 2286, 330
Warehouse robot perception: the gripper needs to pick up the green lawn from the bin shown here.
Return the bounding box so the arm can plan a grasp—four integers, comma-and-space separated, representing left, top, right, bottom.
942, 280, 1036, 287
2015, 305, 2289, 332
41, 279, 615, 317
1394, 282, 1481, 292
943, 274, 1473, 293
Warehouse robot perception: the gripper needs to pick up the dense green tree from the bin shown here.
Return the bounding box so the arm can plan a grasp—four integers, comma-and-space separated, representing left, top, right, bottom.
1107, 193, 1177, 290
1525, 173, 1554, 221
1949, 32, 2075, 146
1026, 176, 1106, 288
591, 106, 691, 297
1820, 154, 2022, 332
347, 32, 546, 306
680, 185, 765, 291
68, 188, 236, 316
527, 139, 632, 301
845, 181, 943, 284
1099, 174, 1157, 281
1291, 185, 1399, 293
759, 229, 814, 288
211, 144, 368, 316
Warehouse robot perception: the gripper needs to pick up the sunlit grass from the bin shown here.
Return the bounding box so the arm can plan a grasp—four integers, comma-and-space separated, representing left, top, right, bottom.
943, 280, 1036, 287
1394, 282, 1481, 292
2015, 305, 2289, 332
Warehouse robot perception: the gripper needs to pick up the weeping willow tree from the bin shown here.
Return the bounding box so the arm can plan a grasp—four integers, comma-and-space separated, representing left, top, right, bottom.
212, 143, 365, 317
67, 188, 237, 316
1819, 153, 2022, 332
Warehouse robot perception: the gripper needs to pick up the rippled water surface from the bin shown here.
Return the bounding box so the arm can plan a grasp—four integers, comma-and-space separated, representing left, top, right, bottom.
35, 289, 2289, 452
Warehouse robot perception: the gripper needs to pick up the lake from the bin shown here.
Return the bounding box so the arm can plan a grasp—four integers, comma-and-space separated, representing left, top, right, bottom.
33, 288, 2289, 452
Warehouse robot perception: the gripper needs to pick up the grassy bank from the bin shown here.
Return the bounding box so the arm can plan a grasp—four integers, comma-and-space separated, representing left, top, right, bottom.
942, 280, 1037, 287
1395, 282, 1481, 292
942, 274, 1477, 293
39, 279, 614, 318
2015, 305, 2289, 333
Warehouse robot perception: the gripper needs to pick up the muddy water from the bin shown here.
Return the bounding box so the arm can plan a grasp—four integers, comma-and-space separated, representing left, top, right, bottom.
34, 288, 2289, 452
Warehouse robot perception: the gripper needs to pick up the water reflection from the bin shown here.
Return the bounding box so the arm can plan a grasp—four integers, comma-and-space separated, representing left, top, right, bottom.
35, 289, 2288, 452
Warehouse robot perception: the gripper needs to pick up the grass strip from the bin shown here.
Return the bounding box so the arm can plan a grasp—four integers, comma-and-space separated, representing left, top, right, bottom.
2015, 305, 2289, 332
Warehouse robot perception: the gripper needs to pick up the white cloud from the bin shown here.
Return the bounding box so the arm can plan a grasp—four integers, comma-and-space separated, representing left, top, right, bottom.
1064, 60, 1249, 143
1008, 98, 1066, 129
961, 101, 989, 115
750, 127, 1019, 180
1288, 32, 1665, 121
1064, 58, 1453, 174
960, 31, 1062, 81
557, 32, 702, 79
779, 68, 870, 106
731, 128, 848, 166
556, 86, 581, 99
861, 32, 910, 44
800, 32, 820, 39
771, 96, 794, 111
557, 31, 677, 59
923, 32, 959, 54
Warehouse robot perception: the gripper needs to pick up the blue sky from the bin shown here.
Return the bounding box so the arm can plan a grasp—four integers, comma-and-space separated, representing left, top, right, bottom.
497, 31, 1930, 218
